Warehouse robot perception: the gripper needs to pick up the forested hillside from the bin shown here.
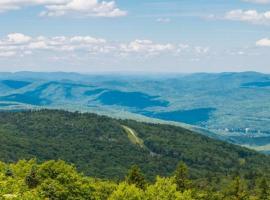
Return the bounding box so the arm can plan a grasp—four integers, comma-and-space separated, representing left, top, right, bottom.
2, 72, 270, 151
0, 110, 269, 181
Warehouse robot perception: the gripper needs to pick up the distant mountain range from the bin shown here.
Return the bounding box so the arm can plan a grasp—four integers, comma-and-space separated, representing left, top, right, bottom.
0, 71, 270, 152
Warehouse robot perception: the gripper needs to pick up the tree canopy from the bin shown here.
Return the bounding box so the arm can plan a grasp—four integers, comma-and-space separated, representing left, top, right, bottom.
0, 160, 268, 200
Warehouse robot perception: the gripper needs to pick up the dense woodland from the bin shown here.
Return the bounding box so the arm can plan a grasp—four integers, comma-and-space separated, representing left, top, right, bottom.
0, 110, 270, 180
0, 159, 270, 200
0, 110, 270, 199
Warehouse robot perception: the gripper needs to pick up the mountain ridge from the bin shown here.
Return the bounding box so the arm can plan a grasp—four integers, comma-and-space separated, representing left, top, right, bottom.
0, 71, 269, 151
0, 109, 269, 180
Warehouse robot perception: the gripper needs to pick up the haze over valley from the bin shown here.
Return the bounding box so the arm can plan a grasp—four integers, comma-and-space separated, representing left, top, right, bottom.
0, 71, 269, 153
1, 0, 270, 199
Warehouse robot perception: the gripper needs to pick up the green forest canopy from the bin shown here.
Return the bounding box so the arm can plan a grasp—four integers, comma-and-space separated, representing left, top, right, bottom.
0, 159, 269, 200
0, 110, 270, 181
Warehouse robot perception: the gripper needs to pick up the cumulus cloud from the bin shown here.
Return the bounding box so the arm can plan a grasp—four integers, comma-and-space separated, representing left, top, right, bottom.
0, 33, 209, 59
225, 9, 270, 25
0, 33, 108, 57
119, 40, 174, 56
0, 0, 127, 17
256, 38, 270, 47
0, 34, 172, 57
7, 33, 32, 44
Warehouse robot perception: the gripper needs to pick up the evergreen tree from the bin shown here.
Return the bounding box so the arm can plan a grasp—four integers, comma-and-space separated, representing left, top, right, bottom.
25, 166, 39, 189
173, 161, 190, 192
224, 176, 248, 200
126, 165, 146, 190
258, 177, 269, 200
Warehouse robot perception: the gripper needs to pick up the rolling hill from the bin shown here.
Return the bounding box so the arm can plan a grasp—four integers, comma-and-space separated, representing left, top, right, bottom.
0, 110, 269, 181
0, 71, 270, 151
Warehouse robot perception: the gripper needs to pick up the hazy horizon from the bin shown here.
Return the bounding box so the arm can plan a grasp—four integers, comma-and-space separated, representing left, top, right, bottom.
0, 70, 268, 75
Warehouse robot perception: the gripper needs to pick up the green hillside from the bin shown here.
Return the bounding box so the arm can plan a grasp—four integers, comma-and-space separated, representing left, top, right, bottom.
1, 72, 270, 150
0, 110, 269, 181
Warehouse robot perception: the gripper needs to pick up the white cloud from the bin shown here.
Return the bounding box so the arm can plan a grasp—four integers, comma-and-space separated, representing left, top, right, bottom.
156, 18, 171, 23
242, 0, 270, 4
120, 40, 174, 55
0, 33, 209, 59
7, 33, 32, 44
256, 38, 270, 46
0, 0, 127, 17
225, 9, 270, 25
70, 36, 106, 44
0, 33, 108, 56
28, 41, 50, 49
176, 44, 209, 56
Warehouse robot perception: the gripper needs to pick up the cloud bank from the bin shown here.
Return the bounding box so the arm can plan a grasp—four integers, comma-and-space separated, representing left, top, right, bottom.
225, 9, 270, 25
0, 33, 209, 59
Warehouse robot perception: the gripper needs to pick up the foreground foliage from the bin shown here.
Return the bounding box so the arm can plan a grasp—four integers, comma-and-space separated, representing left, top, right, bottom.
0, 160, 270, 200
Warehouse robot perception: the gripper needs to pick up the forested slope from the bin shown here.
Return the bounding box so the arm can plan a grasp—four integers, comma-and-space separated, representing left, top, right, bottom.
0, 110, 269, 180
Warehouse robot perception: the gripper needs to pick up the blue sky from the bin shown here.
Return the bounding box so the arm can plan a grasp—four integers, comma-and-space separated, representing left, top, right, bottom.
0, 0, 269, 73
